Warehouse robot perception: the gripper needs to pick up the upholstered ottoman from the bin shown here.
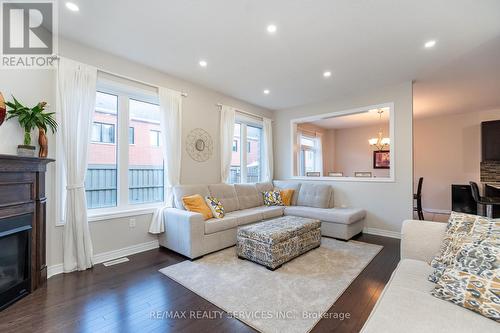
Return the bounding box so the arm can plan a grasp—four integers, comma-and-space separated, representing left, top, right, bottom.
236, 216, 321, 270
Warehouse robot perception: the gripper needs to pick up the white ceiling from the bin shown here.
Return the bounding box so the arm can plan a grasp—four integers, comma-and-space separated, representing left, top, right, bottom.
59, 0, 500, 114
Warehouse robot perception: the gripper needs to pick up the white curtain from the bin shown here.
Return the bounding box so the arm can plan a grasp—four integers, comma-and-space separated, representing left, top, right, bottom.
149, 87, 183, 234
220, 105, 236, 183
262, 117, 274, 182
314, 133, 324, 176
58, 58, 97, 272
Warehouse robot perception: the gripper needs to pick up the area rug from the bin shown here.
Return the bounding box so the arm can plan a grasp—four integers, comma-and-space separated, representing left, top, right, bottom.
159, 238, 382, 333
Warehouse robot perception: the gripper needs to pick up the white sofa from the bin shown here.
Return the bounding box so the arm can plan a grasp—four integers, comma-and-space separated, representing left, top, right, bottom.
159, 181, 366, 259
361, 219, 498, 332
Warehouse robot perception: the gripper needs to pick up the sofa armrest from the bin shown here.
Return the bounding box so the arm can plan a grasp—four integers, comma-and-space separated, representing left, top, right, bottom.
400, 219, 447, 262
159, 208, 205, 259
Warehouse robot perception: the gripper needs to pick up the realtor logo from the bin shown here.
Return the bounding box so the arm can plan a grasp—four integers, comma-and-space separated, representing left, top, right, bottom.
1, 1, 56, 68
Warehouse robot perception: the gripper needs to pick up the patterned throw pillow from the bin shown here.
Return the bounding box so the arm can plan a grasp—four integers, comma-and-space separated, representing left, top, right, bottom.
205, 196, 225, 218
430, 215, 499, 322
431, 268, 500, 322
262, 190, 284, 206
428, 212, 494, 283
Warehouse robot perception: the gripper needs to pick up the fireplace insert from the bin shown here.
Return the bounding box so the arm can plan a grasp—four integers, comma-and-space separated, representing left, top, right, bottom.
0, 214, 32, 310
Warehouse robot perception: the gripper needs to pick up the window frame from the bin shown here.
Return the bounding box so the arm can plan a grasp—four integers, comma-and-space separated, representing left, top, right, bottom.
91, 121, 116, 144
87, 85, 165, 219
299, 134, 317, 176
55, 77, 166, 226
149, 129, 161, 147
128, 126, 135, 145
231, 115, 263, 184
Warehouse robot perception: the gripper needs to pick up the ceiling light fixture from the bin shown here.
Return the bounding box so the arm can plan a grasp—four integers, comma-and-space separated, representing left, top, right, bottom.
323, 71, 332, 78
266, 24, 277, 34
65, 2, 79, 12
199, 60, 207, 67
263, 89, 270, 95
368, 109, 390, 150
424, 40, 436, 48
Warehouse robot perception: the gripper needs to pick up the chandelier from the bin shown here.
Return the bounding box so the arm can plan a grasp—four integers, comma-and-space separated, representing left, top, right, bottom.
368, 109, 390, 151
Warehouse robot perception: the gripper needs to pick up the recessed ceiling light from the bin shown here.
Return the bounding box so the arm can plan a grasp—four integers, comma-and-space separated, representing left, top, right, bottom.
199, 60, 207, 67
263, 89, 270, 95
65, 2, 79, 12
424, 40, 436, 48
266, 24, 277, 34
323, 71, 332, 78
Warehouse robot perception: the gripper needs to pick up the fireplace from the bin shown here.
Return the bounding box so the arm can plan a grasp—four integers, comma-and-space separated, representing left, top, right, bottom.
0, 214, 32, 310
0, 154, 53, 311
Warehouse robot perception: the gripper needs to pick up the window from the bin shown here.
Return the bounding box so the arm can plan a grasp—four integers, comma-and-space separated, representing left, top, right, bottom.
91, 122, 115, 143
129, 127, 135, 144
129, 99, 164, 205
230, 124, 241, 183
230, 120, 262, 184
150, 130, 160, 147
86, 92, 118, 209
299, 134, 318, 176
85, 83, 164, 212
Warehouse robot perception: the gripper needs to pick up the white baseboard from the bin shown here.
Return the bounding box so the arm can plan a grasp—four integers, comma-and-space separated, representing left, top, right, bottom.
47, 240, 159, 279
363, 227, 401, 239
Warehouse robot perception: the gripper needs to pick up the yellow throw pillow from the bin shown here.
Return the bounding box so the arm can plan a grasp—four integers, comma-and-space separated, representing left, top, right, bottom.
182, 194, 213, 220
279, 189, 295, 206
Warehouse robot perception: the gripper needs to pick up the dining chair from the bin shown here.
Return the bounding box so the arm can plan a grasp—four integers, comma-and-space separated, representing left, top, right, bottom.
470, 181, 500, 218
413, 177, 424, 220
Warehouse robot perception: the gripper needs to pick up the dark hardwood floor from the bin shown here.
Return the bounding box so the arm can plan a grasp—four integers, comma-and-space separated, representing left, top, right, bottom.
0, 234, 400, 333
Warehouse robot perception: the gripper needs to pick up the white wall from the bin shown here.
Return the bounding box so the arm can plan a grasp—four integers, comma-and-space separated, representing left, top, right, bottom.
334, 123, 390, 178
414, 108, 500, 211
274, 82, 413, 234
1, 39, 273, 270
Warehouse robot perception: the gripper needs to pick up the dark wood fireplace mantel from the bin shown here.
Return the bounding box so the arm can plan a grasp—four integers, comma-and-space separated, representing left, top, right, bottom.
0, 154, 54, 309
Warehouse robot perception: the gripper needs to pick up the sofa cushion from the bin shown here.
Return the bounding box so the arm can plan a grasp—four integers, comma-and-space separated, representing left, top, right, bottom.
227, 207, 263, 226
296, 183, 332, 208
234, 184, 261, 209
173, 184, 210, 210
258, 206, 285, 220
204, 215, 238, 234
208, 184, 240, 212
284, 206, 365, 224
273, 181, 301, 205
361, 259, 499, 333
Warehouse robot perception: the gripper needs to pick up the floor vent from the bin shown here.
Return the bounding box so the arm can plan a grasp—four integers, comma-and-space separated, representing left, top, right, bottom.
102, 257, 130, 267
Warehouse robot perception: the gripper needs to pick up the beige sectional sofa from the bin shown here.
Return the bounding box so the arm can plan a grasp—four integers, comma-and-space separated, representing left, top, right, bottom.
159, 181, 366, 259
361, 220, 498, 332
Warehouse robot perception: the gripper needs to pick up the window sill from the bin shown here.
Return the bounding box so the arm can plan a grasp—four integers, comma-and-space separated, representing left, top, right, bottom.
291, 176, 395, 183
88, 205, 163, 222
55, 205, 164, 226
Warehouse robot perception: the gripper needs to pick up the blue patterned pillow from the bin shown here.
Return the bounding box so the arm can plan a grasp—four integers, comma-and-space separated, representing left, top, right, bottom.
262, 191, 284, 206
205, 196, 225, 218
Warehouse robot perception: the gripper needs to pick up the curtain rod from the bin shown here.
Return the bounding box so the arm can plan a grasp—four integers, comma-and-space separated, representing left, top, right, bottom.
216, 103, 273, 122
51, 55, 188, 97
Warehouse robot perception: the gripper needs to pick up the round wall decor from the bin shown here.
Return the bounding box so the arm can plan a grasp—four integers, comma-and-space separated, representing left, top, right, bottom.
186, 128, 213, 162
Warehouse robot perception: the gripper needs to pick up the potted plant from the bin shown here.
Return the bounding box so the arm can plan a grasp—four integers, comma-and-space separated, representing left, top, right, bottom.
5, 96, 58, 157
